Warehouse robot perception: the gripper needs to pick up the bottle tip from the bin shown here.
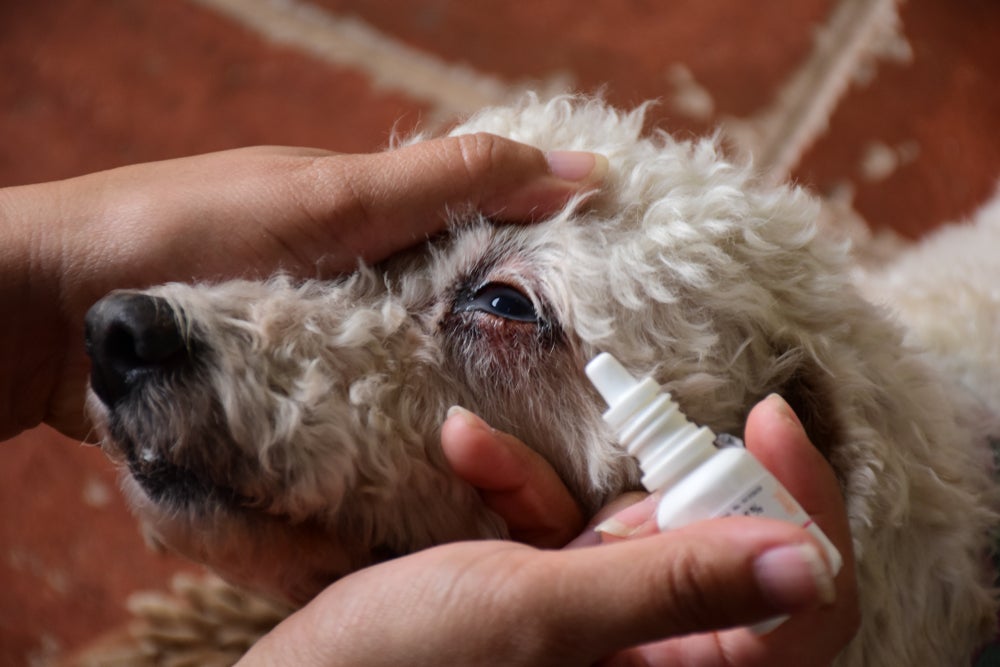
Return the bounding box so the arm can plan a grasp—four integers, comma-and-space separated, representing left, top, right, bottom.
585, 352, 637, 407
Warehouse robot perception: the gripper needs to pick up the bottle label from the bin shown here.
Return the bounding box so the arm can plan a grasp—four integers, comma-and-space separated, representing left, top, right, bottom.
709, 473, 843, 576
711, 475, 811, 526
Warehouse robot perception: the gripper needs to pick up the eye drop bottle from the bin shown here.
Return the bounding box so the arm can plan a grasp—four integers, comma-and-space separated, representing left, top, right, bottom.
585, 352, 842, 633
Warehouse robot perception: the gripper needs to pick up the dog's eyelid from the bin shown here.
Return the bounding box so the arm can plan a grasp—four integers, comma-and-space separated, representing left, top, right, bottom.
470, 273, 529, 294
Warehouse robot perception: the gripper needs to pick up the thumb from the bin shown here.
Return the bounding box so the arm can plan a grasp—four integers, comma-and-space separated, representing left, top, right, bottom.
302, 133, 607, 268
536, 519, 837, 659
744, 394, 851, 557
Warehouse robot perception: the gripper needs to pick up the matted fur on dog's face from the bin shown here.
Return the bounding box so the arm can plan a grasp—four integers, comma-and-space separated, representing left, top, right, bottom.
85, 99, 864, 603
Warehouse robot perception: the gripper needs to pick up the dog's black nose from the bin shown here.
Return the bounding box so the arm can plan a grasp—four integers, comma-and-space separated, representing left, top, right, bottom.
85, 292, 188, 406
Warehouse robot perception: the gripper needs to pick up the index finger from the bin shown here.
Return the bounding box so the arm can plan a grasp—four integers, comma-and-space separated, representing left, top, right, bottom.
441, 406, 585, 548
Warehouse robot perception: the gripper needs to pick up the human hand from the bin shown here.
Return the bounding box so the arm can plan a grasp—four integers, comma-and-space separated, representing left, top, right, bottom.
237, 394, 856, 666
608, 394, 857, 665
0, 136, 605, 440
440, 393, 858, 665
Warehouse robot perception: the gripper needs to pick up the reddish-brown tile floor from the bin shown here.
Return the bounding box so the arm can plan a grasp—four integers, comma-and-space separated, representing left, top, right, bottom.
311, 0, 833, 117
0, 0, 426, 187
0, 428, 199, 665
797, 0, 1000, 236
1, 0, 998, 664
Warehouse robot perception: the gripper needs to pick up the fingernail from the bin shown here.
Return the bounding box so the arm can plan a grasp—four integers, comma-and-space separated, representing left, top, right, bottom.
593, 516, 634, 539
545, 151, 608, 184
765, 393, 803, 431
446, 405, 490, 432
594, 493, 660, 538
753, 543, 836, 610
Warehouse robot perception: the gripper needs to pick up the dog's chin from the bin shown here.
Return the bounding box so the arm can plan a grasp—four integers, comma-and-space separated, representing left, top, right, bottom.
121, 475, 355, 605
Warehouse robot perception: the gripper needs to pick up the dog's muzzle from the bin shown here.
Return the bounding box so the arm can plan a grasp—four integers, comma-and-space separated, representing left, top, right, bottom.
85, 292, 191, 407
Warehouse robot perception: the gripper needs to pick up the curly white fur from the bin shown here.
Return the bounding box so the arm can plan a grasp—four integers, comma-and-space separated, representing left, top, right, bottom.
87, 96, 999, 664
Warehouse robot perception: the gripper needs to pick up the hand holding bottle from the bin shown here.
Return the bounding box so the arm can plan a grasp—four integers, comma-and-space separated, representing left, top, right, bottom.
586, 353, 843, 634
240, 394, 857, 666
439, 392, 859, 666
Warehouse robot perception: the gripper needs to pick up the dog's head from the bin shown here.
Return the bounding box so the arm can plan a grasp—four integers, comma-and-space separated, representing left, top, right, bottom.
85, 97, 856, 603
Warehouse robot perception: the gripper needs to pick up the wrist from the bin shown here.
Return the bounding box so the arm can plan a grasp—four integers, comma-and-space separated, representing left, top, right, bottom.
0, 182, 72, 438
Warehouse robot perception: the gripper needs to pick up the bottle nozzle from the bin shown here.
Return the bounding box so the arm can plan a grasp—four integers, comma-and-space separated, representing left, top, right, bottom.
586, 352, 638, 406
586, 352, 718, 491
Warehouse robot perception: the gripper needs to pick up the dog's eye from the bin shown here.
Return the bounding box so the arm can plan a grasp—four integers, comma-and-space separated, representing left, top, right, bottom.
460, 284, 539, 323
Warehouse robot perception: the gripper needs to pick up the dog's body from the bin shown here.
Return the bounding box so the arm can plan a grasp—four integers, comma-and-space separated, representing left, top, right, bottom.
86, 97, 1000, 664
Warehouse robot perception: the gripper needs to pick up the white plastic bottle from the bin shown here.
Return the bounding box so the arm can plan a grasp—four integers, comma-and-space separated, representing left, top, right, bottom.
585, 352, 842, 632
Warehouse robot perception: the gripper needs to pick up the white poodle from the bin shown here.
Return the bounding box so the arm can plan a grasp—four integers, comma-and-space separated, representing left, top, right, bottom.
84, 97, 1000, 665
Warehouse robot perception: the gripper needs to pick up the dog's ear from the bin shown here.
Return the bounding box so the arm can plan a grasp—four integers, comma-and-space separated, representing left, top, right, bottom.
777, 358, 843, 463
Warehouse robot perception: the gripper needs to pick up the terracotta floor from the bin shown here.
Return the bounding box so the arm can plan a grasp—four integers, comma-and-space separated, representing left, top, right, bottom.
2, 0, 998, 664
